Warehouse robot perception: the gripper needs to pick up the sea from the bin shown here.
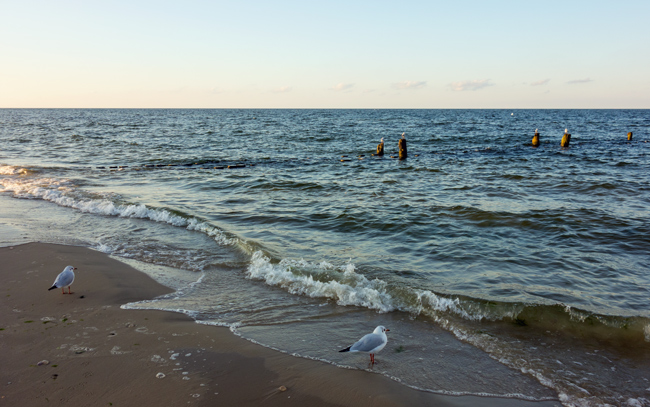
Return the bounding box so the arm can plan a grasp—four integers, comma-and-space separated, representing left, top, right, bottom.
1, 109, 649, 406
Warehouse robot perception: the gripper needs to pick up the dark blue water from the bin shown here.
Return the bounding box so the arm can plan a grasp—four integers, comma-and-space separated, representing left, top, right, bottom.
1, 109, 649, 406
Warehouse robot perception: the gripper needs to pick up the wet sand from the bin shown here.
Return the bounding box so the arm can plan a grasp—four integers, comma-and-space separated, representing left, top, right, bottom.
0, 243, 561, 407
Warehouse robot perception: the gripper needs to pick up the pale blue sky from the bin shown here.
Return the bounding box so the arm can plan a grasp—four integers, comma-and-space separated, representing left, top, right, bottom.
1, 0, 648, 108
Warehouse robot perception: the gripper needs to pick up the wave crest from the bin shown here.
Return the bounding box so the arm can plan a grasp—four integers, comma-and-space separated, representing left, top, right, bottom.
246, 251, 396, 312
0, 175, 235, 246
0, 165, 31, 175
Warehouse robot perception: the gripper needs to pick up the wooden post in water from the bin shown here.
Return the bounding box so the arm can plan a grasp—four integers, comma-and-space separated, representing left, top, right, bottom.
398, 133, 407, 160
376, 138, 385, 156
532, 129, 540, 147
628, 132, 633, 141
561, 128, 571, 147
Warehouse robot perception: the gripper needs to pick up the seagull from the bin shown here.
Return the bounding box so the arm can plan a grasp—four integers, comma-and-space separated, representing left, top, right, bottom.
339, 325, 390, 365
48, 266, 77, 294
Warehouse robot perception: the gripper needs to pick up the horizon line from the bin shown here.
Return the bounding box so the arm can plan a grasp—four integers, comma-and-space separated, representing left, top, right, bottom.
1, 107, 649, 110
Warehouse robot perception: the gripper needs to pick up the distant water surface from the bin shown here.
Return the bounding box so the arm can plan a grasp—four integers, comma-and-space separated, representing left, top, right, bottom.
1, 109, 649, 406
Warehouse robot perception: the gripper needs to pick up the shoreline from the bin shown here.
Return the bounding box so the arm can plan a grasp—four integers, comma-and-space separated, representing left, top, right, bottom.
0, 242, 561, 406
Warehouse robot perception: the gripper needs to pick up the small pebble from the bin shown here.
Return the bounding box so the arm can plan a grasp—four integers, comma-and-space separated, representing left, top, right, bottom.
278, 386, 287, 392
37, 360, 49, 366
156, 373, 165, 379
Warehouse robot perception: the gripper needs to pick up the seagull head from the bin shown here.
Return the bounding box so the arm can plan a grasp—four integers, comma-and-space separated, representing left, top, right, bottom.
374, 326, 389, 334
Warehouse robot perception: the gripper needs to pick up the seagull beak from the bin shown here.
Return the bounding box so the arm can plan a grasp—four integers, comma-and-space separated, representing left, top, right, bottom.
385, 329, 390, 332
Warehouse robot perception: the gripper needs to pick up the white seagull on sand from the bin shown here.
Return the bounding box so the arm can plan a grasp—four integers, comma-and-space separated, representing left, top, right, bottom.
48, 266, 77, 294
339, 325, 390, 365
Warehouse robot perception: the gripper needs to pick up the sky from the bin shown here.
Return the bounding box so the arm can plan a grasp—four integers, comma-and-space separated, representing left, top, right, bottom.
1, 0, 649, 108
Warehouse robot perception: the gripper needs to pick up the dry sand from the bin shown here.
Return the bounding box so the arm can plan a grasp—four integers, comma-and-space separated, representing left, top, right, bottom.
0, 243, 561, 407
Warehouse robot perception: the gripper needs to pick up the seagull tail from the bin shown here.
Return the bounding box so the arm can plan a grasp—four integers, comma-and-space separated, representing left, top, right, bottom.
339, 346, 351, 353
48, 285, 57, 291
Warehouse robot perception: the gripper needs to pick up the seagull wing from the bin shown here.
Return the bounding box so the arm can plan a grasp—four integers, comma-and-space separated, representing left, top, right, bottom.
350, 333, 385, 353
54, 269, 74, 288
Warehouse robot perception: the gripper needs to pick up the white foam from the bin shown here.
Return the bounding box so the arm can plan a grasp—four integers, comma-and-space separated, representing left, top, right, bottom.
0, 176, 235, 247
626, 399, 645, 407
186, 218, 235, 246
246, 251, 395, 312
95, 242, 118, 254
0, 165, 29, 175
245, 251, 513, 324
414, 290, 483, 321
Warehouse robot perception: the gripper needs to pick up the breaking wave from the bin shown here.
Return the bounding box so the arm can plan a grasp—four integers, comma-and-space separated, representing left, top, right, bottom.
245, 250, 650, 345
0, 169, 235, 247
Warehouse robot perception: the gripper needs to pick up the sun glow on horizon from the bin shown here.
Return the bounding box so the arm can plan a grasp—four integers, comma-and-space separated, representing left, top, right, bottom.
1, 1, 649, 109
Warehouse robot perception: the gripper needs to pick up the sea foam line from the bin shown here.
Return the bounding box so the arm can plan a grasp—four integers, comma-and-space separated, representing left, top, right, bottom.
0, 175, 235, 246
245, 250, 500, 322
246, 251, 395, 313
0, 165, 30, 175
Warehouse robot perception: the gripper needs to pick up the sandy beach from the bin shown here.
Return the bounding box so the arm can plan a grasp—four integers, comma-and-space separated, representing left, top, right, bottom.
0, 243, 562, 407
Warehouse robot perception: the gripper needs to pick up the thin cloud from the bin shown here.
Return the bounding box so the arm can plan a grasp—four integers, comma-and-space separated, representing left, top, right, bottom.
393, 81, 427, 90
530, 79, 550, 86
271, 86, 292, 93
331, 83, 354, 92
449, 79, 494, 92
567, 78, 593, 84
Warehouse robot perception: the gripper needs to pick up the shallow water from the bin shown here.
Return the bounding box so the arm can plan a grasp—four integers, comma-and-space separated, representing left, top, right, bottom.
1, 109, 649, 406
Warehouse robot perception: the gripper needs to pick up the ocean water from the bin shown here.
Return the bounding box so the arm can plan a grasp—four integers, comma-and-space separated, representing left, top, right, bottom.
1, 108, 649, 406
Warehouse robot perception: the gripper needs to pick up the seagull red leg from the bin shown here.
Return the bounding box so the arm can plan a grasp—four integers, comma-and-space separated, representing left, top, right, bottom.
68, 286, 73, 294
61, 287, 64, 294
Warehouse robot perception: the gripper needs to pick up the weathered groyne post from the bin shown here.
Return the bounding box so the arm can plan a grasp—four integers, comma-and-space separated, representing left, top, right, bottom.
532, 129, 540, 147
376, 138, 385, 156
628, 132, 633, 141
561, 128, 571, 147
398, 133, 407, 160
